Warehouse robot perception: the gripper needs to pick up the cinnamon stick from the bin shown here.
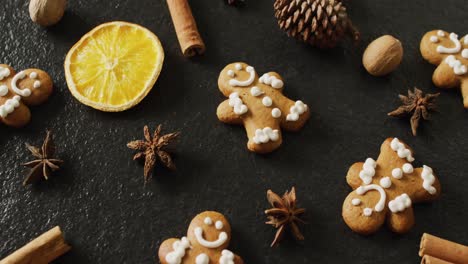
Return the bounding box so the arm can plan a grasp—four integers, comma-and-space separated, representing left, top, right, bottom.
419, 233, 468, 264
0, 226, 71, 264
166, 0, 206, 57
421, 255, 455, 264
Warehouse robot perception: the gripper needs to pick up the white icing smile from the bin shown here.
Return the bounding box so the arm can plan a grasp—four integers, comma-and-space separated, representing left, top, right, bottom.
194, 227, 228, 248
229, 66, 256, 87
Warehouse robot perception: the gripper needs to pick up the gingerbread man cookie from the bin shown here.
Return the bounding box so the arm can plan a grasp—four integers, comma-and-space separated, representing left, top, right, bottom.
158, 211, 244, 264
0, 64, 53, 127
342, 138, 441, 235
420, 30, 468, 108
217, 62, 310, 153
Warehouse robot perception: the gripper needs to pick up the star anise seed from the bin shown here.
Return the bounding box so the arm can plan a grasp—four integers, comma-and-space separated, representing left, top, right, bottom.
265, 187, 306, 247
127, 125, 180, 184
388, 87, 439, 136
22, 130, 63, 186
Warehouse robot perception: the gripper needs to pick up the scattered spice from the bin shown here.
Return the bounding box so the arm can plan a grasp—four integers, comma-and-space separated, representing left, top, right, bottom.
22, 130, 63, 186
388, 87, 439, 136
127, 125, 180, 184
265, 187, 305, 247
226, 0, 245, 6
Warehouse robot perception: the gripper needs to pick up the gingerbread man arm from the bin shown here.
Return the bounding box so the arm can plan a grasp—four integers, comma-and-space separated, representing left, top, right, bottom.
158, 238, 179, 264
217, 99, 243, 125
346, 162, 364, 189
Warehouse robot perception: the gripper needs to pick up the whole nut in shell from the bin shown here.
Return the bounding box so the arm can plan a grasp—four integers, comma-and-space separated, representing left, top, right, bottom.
363, 35, 403, 76
29, 0, 67, 27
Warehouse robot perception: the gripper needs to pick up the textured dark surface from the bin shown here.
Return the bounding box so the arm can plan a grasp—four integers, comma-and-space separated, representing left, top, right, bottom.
1, 0, 468, 263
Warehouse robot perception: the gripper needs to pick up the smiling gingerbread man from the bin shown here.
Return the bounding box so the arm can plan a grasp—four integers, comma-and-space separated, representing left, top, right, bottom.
158, 211, 244, 264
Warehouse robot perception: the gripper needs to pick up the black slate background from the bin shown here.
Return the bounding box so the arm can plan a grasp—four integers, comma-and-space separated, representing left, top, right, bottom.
1, 0, 468, 263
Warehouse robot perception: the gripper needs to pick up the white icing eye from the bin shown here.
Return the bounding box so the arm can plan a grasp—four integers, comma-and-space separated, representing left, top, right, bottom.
351, 198, 361, 206
29, 72, 38, 79
235, 63, 242, 70
33, 80, 41, 89
430, 36, 439, 43
215, 221, 223, 230
204, 217, 213, 225
227, 70, 235, 78
437, 30, 445, 37
0, 85, 8, 96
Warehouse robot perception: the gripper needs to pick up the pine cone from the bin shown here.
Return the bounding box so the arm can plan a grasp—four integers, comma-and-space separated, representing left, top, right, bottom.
274, 0, 360, 49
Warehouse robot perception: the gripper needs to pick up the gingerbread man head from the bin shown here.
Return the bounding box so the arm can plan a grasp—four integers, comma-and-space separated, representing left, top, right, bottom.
158, 211, 244, 264
217, 62, 310, 154
0, 64, 53, 127
342, 138, 441, 235
420, 30, 468, 108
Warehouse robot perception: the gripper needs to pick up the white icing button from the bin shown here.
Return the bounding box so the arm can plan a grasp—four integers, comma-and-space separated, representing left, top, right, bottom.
215, 221, 223, 230
363, 208, 373, 217
204, 217, 213, 225
430, 36, 439, 43
402, 163, 414, 174
235, 63, 242, 70
262, 96, 272, 107
33, 80, 41, 89
462, 49, 468, 59
227, 70, 235, 77
271, 108, 281, 118
0, 85, 8, 96
250, 86, 263, 96
437, 30, 445, 37
351, 198, 361, 206
379, 177, 392, 189
196, 253, 210, 264
29, 72, 38, 79
392, 168, 403, 179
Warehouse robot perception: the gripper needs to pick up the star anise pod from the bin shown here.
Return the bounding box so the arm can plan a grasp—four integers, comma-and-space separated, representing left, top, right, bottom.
388, 87, 439, 136
265, 187, 305, 247
127, 125, 180, 184
22, 130, 63, 186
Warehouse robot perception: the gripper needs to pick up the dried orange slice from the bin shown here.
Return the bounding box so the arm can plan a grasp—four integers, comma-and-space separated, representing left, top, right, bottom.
64, 21, 164, 112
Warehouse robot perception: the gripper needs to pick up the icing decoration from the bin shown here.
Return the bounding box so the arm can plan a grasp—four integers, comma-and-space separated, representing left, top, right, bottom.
430, 36, 439, 43
228, 93, 248, 115
351, 198, 361, 206
421, 165, 437, 195
359, 158, 377, 185
252, 127, 279, 144
227, 70, 235, 78
363, 208, 373, 217
465, 36, 468, 45
0, 85, 8, 96
445, 55, 467, 75
194, 227, 228, 248
402, 163, 414, 174
462, 49, 468, 59
11, 71, 32, 97
33, 81, 41, 89
235, 64, 242, 70
437, 30, 445, 37
29, 72, 38, 79
219, 250, 235, 264
356, 184, 386, 214
262, 96, 272, 107
437, 33, 461, 54
259, 73, 284, 89
215, 221, 223, 230
204, 217, 213, 225
229, 66, 255, 87
271, 108, 281, 118
0, 67, 10, 80
391, 168, 403, 179
165, 237, 191, 264
379, 177, 392, 189
0, 95, 21, 118
250, 86, 263, 96
390, 138, 415, 162
286, 100, 308, 121
196, 253, 210, 264
388, 193, 412, 213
